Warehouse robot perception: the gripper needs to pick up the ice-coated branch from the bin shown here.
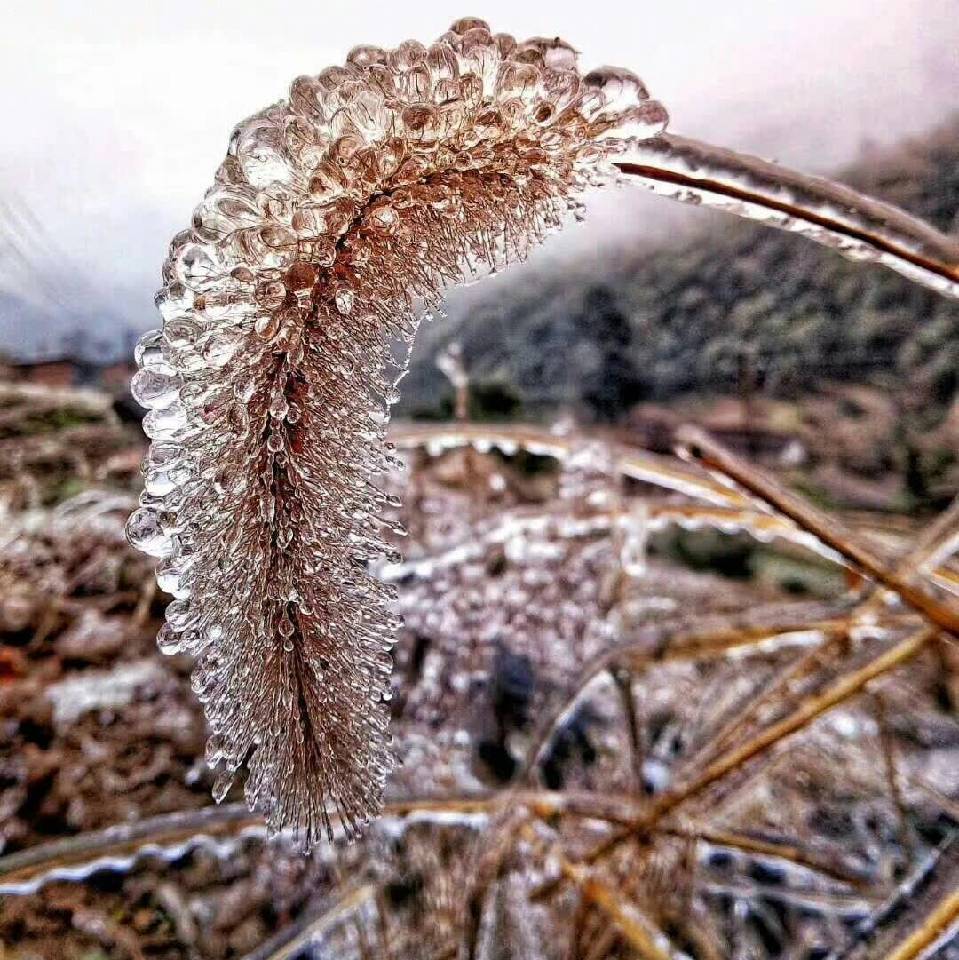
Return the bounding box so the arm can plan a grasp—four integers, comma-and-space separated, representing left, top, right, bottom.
677, 425, 959, 639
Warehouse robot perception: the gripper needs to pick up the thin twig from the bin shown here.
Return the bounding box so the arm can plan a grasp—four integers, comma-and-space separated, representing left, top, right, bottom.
687, 630, 847, 771
240, 885, 375, 960
557, 857, 676, 960
878, 889, 959, 960
847, 494, 959, 620
658, 627, 932, 820
612, 667, 646, 793
840, 836, 959, 959
667, 825, 873, 890
871, 692, 916, 868
698, 495, 959, 770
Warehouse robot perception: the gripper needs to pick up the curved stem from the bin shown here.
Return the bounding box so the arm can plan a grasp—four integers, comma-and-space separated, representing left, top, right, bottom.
615, 134, 959, 299
677, 426, 959, 638
391, 421, 747, 507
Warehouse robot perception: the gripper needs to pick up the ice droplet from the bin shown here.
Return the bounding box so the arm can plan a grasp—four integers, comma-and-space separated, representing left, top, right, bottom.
176, 242, 221, 290
156, 624, 183, 655
254, 314, 282, 341
582, 66, 649, 112
131, 369, 182, 409
211, 771, 234, 803
334, 289, 355, 315
142, 402, 188, 441
156, 559, 190, 598
165, 599, 192, 630
269, 394, 290, 419
202, 334, 240, 368
134, 329, 175, 375
126, 508, 173, 559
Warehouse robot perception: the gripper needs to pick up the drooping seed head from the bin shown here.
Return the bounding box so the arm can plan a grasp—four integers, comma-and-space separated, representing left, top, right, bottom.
127, 18, 667, 846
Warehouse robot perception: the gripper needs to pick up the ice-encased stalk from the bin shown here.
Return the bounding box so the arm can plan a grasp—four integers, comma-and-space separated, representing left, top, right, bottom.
617, 134, 959, 298
126, 20, 671, 846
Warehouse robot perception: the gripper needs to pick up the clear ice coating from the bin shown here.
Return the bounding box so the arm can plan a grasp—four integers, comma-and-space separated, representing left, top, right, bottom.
126, 19, 667, 846
616, 135, 959, 299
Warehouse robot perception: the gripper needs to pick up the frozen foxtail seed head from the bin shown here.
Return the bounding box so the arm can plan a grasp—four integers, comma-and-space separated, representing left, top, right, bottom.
126, 18, 666, 846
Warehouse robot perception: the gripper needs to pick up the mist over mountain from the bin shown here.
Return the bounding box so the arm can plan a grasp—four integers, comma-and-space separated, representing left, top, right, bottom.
399, 115, 959, 424
1, 0, 956, 360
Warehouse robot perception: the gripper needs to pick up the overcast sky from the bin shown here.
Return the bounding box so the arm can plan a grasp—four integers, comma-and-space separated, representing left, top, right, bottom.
0, 0, 956, 353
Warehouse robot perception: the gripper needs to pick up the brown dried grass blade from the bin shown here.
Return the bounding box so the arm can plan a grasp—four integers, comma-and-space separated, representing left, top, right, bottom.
858, 494, 959, 617
698, 497, 959, 768
676, 426, 959, 639
389, 422, 749, 508
840, 837, 959, 959
684, 630, 846, 772
655, 627, 932, 825
521, 607, 874, 784
566, 626, 935, 880
879, 891, 959, 960
557, 857, 677, 960
0, 802, 257, 894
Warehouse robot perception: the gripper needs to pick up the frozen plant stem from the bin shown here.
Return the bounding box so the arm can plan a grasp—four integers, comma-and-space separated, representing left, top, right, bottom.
0, 790, 643, 895
881, 888, 959, 960
127, 17, 959, 844
617, 135, 959, 299
677, 426, 959, 640
557, 857, 675, 960
127, 20, 672, 845
666, 628, 934, 823
245, 885, 376, 960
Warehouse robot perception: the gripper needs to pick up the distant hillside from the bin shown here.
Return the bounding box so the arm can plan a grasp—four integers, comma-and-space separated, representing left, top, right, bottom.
399, 116, 959, 425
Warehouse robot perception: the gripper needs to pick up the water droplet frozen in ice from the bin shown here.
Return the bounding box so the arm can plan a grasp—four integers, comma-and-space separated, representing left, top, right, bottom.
131, 369, 182, 409
126, 508, 174, 558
